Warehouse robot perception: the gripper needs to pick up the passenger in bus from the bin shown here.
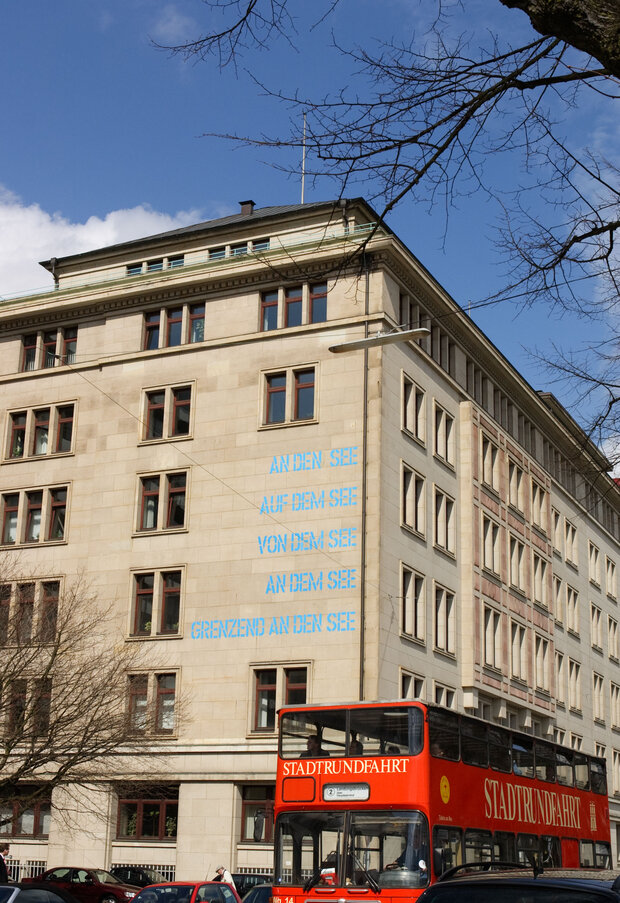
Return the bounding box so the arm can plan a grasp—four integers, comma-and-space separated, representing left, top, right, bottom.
350, 735, 364, 756
300, 734, 330, 757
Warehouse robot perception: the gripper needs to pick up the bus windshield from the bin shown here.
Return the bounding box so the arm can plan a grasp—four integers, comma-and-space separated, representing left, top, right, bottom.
275, 809, 430, 889
280, 705, 424, 758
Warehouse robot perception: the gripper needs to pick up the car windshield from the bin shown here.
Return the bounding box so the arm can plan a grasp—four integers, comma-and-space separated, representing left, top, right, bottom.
135, 887, 195, 903
143, 872, 167, 883
425, 886, 613, 903
91, 871, 123, 885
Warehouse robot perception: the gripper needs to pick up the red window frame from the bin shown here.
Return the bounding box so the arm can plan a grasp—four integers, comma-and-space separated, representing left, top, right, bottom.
43, 331, 57, 368
265, 373, 287, 424
188, 304, 205, 343
253, 668, 277, 732
261, 291, 279, 331
171, 387, 191, 437
133, 573, 154, 636
55, 405, 74, 453
293, 368, 315, 421
166, 308, 183, 347
139, 477, 160, 531
241, 785, 275, 843
21, 334, 38, 372
32, 408, 50, 456
34, 678, 52, 734
309, 283, 327, 323
144, 312, 161, 351
128, 674, 149, 732
284, 286, 302, 328
16, 583, 34, 643
3, 798, 51, 837
40, 580, 60, 642
155, 673, 176, 733
165, 473, 186, 528
47, 487, 67, 541
2, 493, 19, 544
9, 412, 26, 458
145, 391, 165, 440
285, 667, 307, 706
0, 584, 10, 639
117, 794, 178, 840
9, 679, 27, 733
160, 571, 181, 635
25, 491, 43, 543
62, 326, 77, 363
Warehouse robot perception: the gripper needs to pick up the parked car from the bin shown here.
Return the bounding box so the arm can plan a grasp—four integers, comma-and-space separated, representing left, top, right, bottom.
22, 868, 140, 903
130, 882, 242, 903
241, 884, 271, 903
417, 864, 620, 903
0, 883, 82, 903
231, 879, 270, 901
109, 870, 168, 890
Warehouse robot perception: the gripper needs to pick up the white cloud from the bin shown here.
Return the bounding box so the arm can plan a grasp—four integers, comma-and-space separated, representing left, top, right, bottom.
0, 186, 203, 298
150, 4, 197, 45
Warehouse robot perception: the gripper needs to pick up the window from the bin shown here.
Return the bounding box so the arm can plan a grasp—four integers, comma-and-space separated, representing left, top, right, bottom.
400, 670, 425, 700
481, 436, 499, 490
126, 255, 185, 276
565, 519, 578, 566
402, 374, 425, 442
434, 585, 455, 655
589, 542, 601, 586
130, 569, 183, 637
260, 282, 328, 331
143, 384, 192, 441
566, 585, 579, 634
531, 481, 547, 530
433, 683, 456, 708
127, 673, 177, 734
137, 471, 187, 532
591, 603, 603, 650
402, 464, 425, 535
509, 536, 525, 591
511, 621, 527, 681
482, 516, 500, 574
117, 787, 178, 840
555, 652, 565, 706
612, 684, 620, 729
401, 565, 425, 643
1, 487, 68, 546
263, 367, 316, 425
568, 659, 582, 711
19, 327, 78, 372
535, 635, 549, 691
240, 785, 274, 843
610, 616, 619, 660
532, 553, 548, 607
508, 461, 524, 510
593, 673, 605, 722
434, 404, 454, 464
0, 793, 51, 837
483, 606, 501, 669
553, 576, 564, 624
251, 664, 307, 733
434, 488, 455, 553
142, 303, 205, 350
551, 508, 562, 551
607, 557, 617, 599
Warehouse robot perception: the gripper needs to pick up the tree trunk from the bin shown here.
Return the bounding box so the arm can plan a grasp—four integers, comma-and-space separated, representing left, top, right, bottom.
500, 0, 620, 77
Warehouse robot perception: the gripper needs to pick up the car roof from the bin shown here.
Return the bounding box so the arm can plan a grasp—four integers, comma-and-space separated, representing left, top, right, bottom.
428, 868, 620, 895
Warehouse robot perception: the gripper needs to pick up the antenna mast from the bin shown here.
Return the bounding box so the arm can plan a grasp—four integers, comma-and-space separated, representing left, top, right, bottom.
301, 112, 307, 204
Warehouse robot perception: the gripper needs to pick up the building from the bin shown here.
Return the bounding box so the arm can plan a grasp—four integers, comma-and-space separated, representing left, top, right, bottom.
2, 197, 620, 878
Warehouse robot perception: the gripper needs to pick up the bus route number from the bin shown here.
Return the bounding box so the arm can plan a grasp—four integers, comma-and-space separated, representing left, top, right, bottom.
272, 896, 294, 903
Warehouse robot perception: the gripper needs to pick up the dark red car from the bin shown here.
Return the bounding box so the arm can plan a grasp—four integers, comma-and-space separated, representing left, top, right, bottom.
131, 882, 242, 903
24, 868, 140, 903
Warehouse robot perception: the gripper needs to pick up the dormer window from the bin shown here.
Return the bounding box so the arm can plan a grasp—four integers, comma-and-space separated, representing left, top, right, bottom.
126, 255, 185, 276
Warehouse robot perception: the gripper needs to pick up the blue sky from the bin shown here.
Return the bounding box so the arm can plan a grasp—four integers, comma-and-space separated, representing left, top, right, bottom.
0, 0, 612, 420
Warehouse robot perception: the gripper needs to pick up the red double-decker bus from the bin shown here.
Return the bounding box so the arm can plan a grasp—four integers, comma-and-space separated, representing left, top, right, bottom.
272, 702, 611, 903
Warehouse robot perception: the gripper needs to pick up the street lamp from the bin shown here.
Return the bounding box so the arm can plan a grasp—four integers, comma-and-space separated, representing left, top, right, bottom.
329, 326, 430, 353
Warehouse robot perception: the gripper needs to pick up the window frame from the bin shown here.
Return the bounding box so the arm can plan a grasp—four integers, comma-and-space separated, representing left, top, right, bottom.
19, 328, 78, 373
261, 365, 317, 427
129, 568, 184, 639
116, 790, 179, 841
249, 663, 308, 734
126, 672, 178, 736
5, 403, 75, 461
434, 403, 455, 465
141, 384, 194, 443
434, 487, 455, 554
401, 564, 425, 644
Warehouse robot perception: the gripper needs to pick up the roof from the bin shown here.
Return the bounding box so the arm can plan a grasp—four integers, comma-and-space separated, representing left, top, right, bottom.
39, 198, 379, 271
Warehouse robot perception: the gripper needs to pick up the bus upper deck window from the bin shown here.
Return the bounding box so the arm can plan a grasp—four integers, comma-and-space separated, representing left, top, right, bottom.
488, 726, 511, 773
428, 710, 459, 760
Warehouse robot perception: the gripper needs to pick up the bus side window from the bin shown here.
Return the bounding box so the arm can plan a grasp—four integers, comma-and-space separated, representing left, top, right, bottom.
488, 727, 511, 773
464, 829, 492, 863
556, 749, 574, 786
461, 720, 488, 768
428, 710, 459, 760
540, 835, 561, 867
432, 826, 462, 877
494, 831, 516, 862
574, 752, 590, 791
591, 759, 607, 795
517, 833, 538, 866
512, 736, 534, 778
580, 840, 595, 867
534, 741, 556, 783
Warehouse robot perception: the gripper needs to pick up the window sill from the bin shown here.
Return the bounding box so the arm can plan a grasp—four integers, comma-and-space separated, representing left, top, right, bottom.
433, 454, 456, 473
127, 633, 182, 642
3, 451, 75, 464
259, 418, 318, 431
433, 544, 456, 561
138, 436, 194, 446
401, 523, 426, 542
401, 428, 426, 449
400, 632, 426, 648
433, 646, 456, 661
132, 527, 188, 538
0, 539, 67, 550
114, 837, 177, 845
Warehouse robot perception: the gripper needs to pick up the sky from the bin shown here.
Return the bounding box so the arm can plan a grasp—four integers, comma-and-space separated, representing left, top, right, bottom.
0, 0, 614, 425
